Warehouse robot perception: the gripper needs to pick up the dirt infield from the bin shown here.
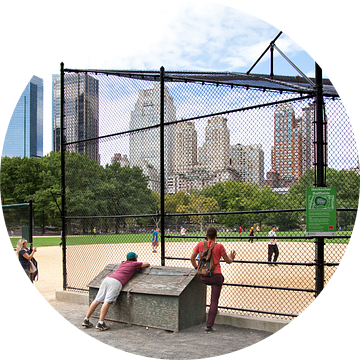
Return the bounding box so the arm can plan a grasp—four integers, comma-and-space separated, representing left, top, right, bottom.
33, 245, 63, 301
34, 241, 347, 318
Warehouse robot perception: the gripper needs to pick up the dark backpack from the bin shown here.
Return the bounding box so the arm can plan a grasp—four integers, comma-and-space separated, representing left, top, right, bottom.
30, 257, 38, 282
197, 241, 216, 276
27, 248, 39, 282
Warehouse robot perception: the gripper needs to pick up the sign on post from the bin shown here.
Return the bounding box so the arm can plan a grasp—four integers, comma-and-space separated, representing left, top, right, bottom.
306, 187, 337, 236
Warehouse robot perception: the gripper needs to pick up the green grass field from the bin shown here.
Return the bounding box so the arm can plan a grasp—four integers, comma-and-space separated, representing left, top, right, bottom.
9, 230, 350, 248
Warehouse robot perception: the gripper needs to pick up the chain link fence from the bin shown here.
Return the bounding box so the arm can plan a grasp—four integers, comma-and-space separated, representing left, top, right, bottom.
60, 66, 358, 320
3, 201, 34, 251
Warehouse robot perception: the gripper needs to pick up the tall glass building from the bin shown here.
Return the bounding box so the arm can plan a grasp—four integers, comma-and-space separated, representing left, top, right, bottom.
52, 73, 100, 164
2, 76, 43, 158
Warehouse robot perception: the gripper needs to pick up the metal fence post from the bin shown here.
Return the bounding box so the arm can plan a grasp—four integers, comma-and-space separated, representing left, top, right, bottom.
29, 198, 33, 250
60, 62, 67, 290
315, 62, 325, 297
160, 66, 165, 266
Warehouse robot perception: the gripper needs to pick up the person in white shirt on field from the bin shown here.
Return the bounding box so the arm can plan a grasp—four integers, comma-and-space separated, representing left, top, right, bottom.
268, 225, 279, 266
181, 226, 186, 243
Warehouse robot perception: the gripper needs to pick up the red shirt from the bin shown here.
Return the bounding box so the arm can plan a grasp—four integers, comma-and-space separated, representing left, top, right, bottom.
193, 240, 226, 274
108, 261, 143, 286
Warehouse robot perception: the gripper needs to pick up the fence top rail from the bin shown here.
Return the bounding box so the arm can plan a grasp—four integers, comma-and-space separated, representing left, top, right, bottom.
165, 207, 357, 217
166, 235, 351, 240
2, 203, 30, 209
62, 67, 338, 97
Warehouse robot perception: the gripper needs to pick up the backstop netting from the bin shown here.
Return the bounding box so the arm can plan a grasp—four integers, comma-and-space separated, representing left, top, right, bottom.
61, 68, 358, 320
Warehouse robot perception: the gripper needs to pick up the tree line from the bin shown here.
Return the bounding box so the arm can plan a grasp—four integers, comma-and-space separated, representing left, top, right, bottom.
1, 151, 358, 233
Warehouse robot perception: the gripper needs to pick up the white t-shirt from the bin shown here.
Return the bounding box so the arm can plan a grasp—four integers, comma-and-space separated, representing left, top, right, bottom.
181, 228, 186, 236
268, 230, 277, 245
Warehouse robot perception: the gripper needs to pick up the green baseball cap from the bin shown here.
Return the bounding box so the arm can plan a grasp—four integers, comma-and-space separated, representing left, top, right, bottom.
126, 252, 138, 260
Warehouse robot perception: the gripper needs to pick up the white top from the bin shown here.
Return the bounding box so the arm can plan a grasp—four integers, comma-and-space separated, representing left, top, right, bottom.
268, 230, 277, 245
181, 228, 186, 235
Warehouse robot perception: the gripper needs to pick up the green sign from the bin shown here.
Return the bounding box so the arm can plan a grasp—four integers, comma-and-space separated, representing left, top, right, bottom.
306, 187, 336, 236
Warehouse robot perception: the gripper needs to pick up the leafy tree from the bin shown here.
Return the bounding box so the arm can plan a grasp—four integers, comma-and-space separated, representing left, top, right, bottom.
1, 151, 159, 233
101, 162, 156, 232
163, 191, 189, 230
2, 151, 358, 234
1, 156, 46, 229
164, 191, 189, 213
177, 194, 218, 232
33, 151, 62, 229
200, 180, 279, 229
1, 156, 43, 204
65, 151, 105, 217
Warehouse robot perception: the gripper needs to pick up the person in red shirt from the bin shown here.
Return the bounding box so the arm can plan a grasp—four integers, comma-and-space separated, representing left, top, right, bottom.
190, 227, 236, 333
82, 252, 150, 331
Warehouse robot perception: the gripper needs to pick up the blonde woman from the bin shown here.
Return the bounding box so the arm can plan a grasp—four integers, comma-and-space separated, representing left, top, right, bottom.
15, 239, 37, 281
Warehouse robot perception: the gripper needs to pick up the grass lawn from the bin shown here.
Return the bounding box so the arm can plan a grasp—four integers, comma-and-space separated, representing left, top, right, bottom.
9, 230, 350, 248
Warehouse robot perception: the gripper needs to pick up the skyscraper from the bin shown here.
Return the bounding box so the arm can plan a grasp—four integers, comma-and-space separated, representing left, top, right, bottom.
129, 83, 176, 175
2, 76, 43, 158
52, 74, 61, 153
52, 73, 100, 163
300, 102, 316, 176
271, 103, 302, 184
297, 102, 328, 178
173, 121, 197, 173
231, 144, 264, 186
198, 116, 231, 171
167, 116, 240, 194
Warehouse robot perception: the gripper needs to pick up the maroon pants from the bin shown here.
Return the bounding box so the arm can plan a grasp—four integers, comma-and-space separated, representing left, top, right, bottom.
200, 273, 224, 328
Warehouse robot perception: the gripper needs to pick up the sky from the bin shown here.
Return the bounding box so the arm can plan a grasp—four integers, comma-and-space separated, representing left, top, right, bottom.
33, 0, 315, 155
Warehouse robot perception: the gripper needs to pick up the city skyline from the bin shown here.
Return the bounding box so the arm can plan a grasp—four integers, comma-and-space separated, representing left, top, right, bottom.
171, 115, 265, 190
44, 64, 357, 182
124, 84, 267, 193
7, 71, 352, 196
2, 3, 356, 169
113, 95, 321, 193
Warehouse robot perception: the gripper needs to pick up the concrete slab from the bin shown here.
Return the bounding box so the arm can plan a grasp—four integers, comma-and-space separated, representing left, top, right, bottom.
215, 312, 290, 333
55, 290, 88, 305
55, 290, 290, 333
50, 299, 273, 358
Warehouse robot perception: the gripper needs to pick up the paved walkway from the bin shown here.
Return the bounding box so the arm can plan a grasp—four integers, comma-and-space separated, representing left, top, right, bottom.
49, 299, 272, 359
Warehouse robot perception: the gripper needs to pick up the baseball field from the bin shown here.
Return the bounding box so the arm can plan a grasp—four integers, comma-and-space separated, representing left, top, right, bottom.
10, 230, 351, 248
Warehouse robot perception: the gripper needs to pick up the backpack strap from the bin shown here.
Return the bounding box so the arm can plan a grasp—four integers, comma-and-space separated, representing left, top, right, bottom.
203, 240, 208, 250
207, 242, 216, 260
203, 240, 217, 250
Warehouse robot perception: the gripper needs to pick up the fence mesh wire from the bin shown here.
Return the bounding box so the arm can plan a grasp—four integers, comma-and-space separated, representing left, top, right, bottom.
2, 205, 31, 238
62, 68, 358, 319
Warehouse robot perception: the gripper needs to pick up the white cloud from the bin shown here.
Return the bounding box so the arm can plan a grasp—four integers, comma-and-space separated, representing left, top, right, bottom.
31, 0, 312, 153
74, 1, 282, 72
